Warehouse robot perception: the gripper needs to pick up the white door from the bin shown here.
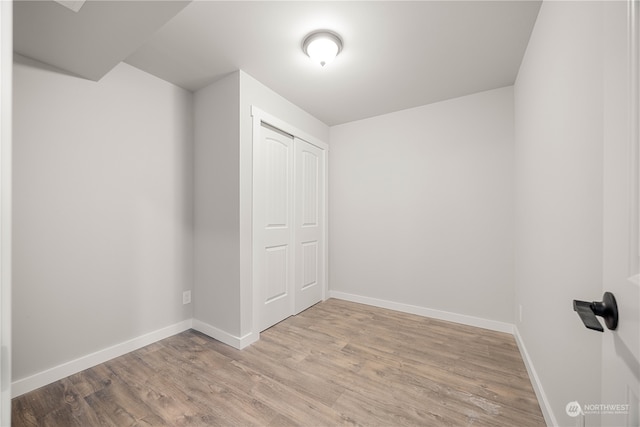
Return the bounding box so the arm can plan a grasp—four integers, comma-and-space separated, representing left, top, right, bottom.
254, 124, 295, 331
602, 1, 640, 426
294, 138, 325, 314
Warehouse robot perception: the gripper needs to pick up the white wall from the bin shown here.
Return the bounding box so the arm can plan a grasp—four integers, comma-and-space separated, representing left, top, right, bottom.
193, 72, 241, 337
12, 56, 194, 382
514, 2, 604, 425
329, 86, 515, 324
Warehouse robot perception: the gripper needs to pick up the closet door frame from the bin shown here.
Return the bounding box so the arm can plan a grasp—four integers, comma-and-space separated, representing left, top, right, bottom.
250, 106, 329, 338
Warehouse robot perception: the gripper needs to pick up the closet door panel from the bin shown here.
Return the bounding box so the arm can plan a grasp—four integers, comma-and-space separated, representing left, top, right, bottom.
294, 138, 325, 314
254, 125, 294, 331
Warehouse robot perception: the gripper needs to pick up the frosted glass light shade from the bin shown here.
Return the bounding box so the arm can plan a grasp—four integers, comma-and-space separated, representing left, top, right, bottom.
302, 31, 343, 67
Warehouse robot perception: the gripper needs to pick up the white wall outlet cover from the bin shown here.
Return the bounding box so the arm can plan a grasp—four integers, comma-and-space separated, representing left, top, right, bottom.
182, 290, 191, 305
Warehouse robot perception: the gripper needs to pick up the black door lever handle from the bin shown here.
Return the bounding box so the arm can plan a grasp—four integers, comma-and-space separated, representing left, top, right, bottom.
573, 292, 618, 332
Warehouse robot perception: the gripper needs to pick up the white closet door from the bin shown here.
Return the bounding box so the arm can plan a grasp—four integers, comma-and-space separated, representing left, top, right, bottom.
294, 138, 325, 314
254, 124, 295, 331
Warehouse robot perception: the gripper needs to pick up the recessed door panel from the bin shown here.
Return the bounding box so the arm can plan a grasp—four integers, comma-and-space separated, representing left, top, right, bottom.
265, 137, 289, 229
301, 241, 318, 290
265, 245, 288, 303
302, 150, 319, 227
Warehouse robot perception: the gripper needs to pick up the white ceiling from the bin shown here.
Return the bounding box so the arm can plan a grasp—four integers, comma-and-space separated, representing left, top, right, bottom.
15, 0, 541, 126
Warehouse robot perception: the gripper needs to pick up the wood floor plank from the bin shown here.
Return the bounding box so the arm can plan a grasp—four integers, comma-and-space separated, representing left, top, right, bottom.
10, 398, 38, 427
12, 299, 545, 426
65, 364, 116, 399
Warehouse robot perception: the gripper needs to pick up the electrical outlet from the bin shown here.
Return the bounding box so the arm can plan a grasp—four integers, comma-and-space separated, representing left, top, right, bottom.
183, 290, 191, 305
519, 304, 523, 322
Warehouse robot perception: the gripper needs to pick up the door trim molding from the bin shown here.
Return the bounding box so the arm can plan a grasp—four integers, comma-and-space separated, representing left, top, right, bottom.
628, 0, 640, 277
0, 0, 12, 423
251, 106, 328, 151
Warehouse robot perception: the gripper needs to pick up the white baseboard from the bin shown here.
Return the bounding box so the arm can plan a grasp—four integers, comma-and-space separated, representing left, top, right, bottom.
11, 319, 193, 398
192, 319, 258, 350
329, 290, 514, 334
514, 326, 557, 427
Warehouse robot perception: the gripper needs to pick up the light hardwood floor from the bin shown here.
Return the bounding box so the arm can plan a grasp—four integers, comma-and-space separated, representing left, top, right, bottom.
12, 299, 545, 426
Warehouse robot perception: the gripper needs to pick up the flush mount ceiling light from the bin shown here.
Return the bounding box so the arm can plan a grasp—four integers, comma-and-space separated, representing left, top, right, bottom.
302, 30, 343, 67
